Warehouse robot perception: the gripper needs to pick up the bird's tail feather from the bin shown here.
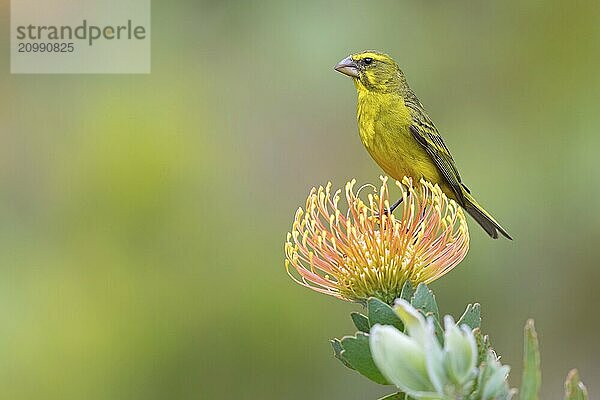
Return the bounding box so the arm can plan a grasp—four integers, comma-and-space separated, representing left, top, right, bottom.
462, 192, 512, 240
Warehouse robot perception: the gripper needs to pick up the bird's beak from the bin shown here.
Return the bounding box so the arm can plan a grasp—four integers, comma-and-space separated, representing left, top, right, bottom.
334, 56, 360, 78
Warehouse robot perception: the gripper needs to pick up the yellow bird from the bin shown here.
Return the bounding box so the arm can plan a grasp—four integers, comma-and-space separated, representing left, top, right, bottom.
335, 50, 511, 239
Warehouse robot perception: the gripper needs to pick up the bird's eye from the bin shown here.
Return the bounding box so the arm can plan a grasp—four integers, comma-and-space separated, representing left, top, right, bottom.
363, 57, 373, 65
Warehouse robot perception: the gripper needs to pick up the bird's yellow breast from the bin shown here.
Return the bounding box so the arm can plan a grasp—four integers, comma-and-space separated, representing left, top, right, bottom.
355, 86, 447, 190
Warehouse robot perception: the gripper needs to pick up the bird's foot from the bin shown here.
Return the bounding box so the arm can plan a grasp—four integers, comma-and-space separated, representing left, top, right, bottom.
375, 197, 404, 218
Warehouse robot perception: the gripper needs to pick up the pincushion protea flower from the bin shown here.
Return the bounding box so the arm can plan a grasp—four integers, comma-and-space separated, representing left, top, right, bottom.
285, 176, 469, 304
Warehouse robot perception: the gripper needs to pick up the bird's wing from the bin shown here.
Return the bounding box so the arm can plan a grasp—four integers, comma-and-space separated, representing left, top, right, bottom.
406, 101, 466, 203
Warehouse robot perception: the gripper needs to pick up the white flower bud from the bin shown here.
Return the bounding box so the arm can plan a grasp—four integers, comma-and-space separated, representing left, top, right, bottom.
479, 354, 511, 400
370, 324, 438, 398
424, 318, 448, 394
393, 299, 428, 346
443, 316, 478, 385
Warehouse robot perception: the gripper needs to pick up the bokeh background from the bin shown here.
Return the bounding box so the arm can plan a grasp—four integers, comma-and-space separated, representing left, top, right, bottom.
1, 1, 599, 399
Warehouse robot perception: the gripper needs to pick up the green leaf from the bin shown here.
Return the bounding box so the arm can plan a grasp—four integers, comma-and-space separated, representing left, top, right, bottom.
457, 303, 481, 330
473, 328, 493, 365
368, 297, 404, 331
564, 369, 588, 400
400, 281, 415, 302
411, 283, 439, 321
377, 393, 406, 400
331, 338, 353, 369
351, 312, 370, 333
341, 332, 389, 385
521, 319, 541, 400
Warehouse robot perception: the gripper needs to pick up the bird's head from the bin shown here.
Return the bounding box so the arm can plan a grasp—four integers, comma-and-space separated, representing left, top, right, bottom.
335, 50, 404, 93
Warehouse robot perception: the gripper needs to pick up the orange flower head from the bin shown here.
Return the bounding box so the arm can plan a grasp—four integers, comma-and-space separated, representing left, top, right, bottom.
285, 177, 469, 304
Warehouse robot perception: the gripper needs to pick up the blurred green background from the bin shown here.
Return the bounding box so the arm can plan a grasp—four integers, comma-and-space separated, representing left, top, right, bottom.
1, 1, 599, 398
